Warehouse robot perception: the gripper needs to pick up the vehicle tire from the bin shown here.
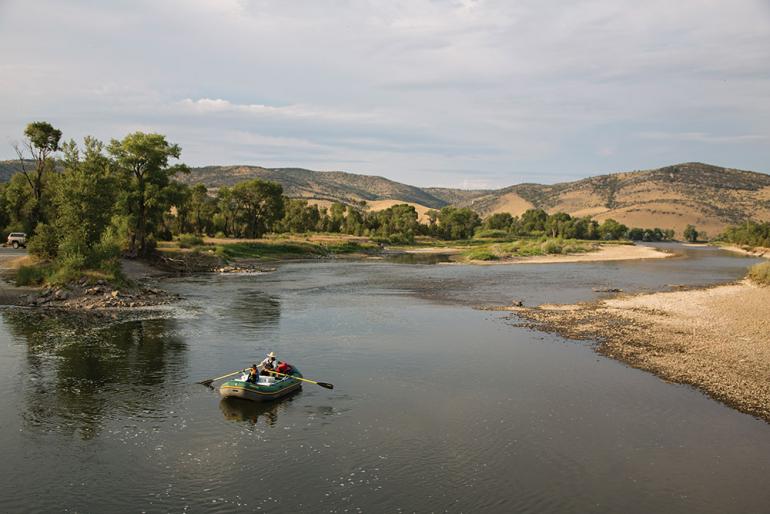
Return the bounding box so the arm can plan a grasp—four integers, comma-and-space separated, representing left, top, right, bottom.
12, 241, 19, 249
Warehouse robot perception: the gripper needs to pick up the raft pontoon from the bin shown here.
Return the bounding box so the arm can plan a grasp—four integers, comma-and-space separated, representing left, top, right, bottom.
219, 369, 303, 402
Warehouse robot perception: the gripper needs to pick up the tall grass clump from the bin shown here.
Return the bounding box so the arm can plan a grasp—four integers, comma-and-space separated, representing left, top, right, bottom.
464, 248, 499, 261
747, 261, 770, 285
178, 234, 204, 248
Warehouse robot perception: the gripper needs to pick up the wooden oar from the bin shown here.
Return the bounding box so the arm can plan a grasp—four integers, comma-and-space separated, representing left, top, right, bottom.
269, 370, 334, 389
197, 370, 243, 387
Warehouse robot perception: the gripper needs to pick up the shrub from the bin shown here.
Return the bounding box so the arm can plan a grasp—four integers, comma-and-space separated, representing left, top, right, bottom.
214, 231, 227, 239
465, 248, 499, 261
747, 261, 770, 285
540, 239, 564, 254
178, 233, 204, 248
16, 265, 49, 286
474, 229, 509, 239
28, 223, 59, 260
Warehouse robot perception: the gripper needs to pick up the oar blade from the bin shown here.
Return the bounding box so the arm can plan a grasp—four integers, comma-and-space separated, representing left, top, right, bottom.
197, 379, 214, 387
317, 382, 334, 390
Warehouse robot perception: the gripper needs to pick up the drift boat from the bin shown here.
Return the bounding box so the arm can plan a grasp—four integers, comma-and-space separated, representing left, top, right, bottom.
219, 369, 303, 402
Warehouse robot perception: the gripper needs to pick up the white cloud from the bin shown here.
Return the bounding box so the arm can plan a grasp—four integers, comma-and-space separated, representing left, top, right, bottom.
0, 0, 769, 187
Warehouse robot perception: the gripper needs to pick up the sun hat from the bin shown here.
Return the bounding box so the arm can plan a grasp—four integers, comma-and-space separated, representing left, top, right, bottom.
267, 351, 277, 358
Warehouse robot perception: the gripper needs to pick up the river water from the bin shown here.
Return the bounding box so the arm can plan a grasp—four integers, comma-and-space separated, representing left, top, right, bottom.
1, 244, 768, 513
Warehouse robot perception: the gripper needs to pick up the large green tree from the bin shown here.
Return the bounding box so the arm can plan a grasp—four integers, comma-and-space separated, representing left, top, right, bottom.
12, 121, 62, 230
231, 179, 284, 238
55, 137, 118, 262
108, 132, 188, 255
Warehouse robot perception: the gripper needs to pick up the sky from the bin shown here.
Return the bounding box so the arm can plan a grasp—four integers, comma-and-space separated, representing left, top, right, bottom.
1, 0, 769, 188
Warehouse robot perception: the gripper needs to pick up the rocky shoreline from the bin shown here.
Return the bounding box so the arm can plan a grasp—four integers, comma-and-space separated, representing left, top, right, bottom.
17, 279, 180, 310
503, 280, 770, 423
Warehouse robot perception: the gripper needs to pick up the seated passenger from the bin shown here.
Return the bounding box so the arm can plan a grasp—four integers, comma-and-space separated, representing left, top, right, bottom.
246, 364, 258, 384
259, 351, 277, 376
275, 361, 293, 375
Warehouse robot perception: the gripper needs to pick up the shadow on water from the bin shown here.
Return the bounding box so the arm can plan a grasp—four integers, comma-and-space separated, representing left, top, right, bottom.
219, 390, 301, 426
2, 309, 187, 440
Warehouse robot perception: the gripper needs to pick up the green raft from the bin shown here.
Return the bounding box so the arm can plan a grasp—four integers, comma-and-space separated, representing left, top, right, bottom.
219, 369, 303, 402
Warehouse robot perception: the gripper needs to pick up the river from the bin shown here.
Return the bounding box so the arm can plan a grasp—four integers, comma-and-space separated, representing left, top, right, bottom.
0, 244, 768, 513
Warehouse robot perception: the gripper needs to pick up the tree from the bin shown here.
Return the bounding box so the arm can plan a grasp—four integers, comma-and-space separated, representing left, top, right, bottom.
189, 183, 216, 235
54, 137, 118, 263
215, 186, 240, 237
598, 219, 628, 240
545, 212, 571, 238
483, 212, 514, 231
108, 132, 188, 256
436, 207, 481, 240
231, 179, 284, 238
683, 224, 698, 243
280, 198, 321, 233
520, 209, 548, 233
329, 202, 346, 233
12, 121, 62, 230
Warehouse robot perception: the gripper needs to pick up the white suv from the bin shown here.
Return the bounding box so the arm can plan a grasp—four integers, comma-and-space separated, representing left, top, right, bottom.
7, 232, 27, 249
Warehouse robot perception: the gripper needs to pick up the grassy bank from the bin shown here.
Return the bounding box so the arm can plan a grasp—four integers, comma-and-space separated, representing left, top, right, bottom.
16, 262, 124, 287
159, 233, 639, 264
160, 233, 380, 262
460, 237, 596, 261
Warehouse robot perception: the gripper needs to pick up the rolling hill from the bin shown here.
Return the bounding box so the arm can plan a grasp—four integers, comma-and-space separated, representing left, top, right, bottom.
1, 159, 768, 236
180, 165, 455, 209
454, 163, 770, 237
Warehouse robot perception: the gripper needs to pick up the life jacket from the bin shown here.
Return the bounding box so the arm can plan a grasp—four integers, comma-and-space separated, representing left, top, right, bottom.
276, 362, 292, 374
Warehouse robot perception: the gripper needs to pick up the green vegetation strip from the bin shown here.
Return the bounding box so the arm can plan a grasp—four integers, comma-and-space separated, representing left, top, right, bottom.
215, 240, 377, 260
461, 238, 594, 261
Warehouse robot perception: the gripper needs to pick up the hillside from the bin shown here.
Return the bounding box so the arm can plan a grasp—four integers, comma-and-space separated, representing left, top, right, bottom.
456, 163, 770, 236
181, 165, 452, 209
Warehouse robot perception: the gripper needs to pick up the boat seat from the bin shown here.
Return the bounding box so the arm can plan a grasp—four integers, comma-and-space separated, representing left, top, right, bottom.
257, 376, 275, 385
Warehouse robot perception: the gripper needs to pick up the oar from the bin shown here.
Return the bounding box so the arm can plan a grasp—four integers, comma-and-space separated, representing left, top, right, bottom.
197, 370, 243, 387
269, 370, 334, 390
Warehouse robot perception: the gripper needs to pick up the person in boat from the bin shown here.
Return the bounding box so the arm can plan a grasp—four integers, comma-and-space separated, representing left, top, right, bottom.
246, 363, 259, 384
275, 361, 293, 376
259, 351, 277, 376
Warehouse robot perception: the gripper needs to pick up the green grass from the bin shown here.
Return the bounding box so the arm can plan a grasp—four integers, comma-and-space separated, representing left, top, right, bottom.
15, 260, 126, 287
474, 229, 509, 239
178, 234, 204, 248
16, 264, 51, 286
747, 261, 770, 285
463, 248, 499, 261
215, 240, 378, 261
462, 237, 595, 261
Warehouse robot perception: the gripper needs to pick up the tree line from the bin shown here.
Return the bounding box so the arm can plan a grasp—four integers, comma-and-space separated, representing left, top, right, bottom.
4, 122, 687, 280
718, 221, 770, 248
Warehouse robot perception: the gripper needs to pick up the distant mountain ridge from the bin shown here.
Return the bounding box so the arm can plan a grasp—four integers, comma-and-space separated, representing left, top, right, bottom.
1, 159, 768, 235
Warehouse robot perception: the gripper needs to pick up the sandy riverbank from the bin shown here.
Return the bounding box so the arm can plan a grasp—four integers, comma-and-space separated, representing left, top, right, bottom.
716, 244, 770, 259
510, 280, 770, 422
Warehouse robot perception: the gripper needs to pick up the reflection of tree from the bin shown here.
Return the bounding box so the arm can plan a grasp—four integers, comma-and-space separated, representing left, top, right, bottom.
3, 310, 187, 440
219, 393, 299, 427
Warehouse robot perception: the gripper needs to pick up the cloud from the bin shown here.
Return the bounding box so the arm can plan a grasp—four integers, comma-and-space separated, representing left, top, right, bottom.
638, 132, 770, 144
0, 0, 769, 187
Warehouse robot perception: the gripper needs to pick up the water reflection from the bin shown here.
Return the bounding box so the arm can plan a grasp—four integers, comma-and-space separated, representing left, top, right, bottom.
3, 309, 187, 440
383, 252, 453, 265
219, 393, 299, 426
